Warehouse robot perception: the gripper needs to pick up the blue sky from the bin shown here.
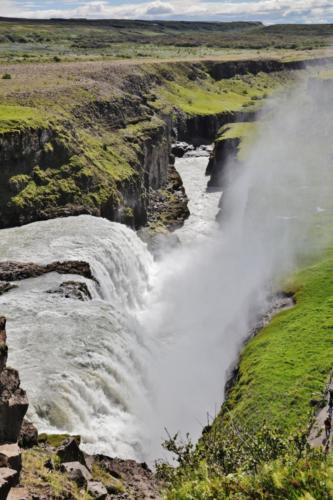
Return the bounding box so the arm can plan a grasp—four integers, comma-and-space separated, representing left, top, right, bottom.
1, 0, 333, 24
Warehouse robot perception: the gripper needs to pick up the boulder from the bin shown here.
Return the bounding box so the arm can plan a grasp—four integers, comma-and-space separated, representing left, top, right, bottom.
0, 443, 21, 473
18, 420, 38, 449
0, 467, 19, 490
87, 481, 107, 499
0, 368, 28, 443
0, 283, 17, 297
47, 281, 92, 301
56, 439, 86, 467
60, 462, 92, 487
171, 142, 194, 158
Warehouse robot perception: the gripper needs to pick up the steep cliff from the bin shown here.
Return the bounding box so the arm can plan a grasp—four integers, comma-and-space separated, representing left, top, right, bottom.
0, 56, 318, 230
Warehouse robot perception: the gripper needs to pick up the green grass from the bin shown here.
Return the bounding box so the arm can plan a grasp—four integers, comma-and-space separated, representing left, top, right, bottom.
22, 448, 92, 499
215, 245, 333, 436
0, 19, 332, 63
159, 70, 294, 116
0, 104, 48, 132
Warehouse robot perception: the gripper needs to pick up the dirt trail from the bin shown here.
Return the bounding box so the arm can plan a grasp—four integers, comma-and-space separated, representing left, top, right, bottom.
308, 375, 333, 452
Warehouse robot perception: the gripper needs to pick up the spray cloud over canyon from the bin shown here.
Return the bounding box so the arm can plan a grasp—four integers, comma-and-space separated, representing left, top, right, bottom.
0, 67, 332, 463
139, 69, 333, 458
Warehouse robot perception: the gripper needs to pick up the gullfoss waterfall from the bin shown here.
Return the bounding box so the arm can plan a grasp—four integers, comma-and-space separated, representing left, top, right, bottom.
1, 71, 333, 463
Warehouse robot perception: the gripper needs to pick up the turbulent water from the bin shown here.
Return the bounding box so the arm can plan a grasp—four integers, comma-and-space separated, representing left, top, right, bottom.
175, 152, 221, 245
0, 152, 219, 461
1, 73, 333, 464
0, 216, 155, 458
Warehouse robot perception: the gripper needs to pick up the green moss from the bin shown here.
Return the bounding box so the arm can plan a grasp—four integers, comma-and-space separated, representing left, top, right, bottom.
38, 433, 81, 448
214, 245, 333, 437
217, 121, 258, 160
158, 71, 293, 116
0, 104, 49, 132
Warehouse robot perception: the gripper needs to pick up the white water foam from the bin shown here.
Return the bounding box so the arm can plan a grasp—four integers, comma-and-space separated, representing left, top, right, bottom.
0, 216, 154, 459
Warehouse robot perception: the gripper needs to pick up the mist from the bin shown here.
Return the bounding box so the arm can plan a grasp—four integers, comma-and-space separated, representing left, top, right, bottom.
139, 68, 333, 459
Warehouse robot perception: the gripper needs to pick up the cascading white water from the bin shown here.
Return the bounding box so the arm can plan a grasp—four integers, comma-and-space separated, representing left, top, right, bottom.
0, 216, 155, 459
0, 149, 220, 462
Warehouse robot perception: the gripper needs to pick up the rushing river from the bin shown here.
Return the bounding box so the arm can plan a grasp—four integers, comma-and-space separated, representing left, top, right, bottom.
0, 151, 221, 461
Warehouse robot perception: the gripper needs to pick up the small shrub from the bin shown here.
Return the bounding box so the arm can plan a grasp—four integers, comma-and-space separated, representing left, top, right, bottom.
53, 56, 61, 63
2, 73, 11, 80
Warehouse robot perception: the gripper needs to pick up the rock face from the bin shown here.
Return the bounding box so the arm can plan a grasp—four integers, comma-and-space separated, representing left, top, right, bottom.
0, 261, 94, 282
206, 137, 241, 189
60, 462, 92, 487
95, 455, 161, 500
0, 318, 29, 497
18, 420, 38, 449
56, 438, 86, 466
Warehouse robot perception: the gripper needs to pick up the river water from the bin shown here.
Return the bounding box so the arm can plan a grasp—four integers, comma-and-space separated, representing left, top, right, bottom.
0, 151, 221, 461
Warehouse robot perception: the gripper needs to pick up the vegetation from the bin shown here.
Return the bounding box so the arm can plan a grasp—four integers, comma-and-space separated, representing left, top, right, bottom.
0, 19, 332, 63
158, 424, 333, 499
160, 237, 333, 498
157, 69, 294, 116
22, 447, 92, 499
213, 246, 333, 436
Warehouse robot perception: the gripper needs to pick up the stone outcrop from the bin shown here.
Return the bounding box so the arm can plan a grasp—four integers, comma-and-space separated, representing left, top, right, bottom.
18, 421, 38, 450
0, 317, 29, 498
56, 438, 86, 466
0, 261, 94, 282
47, 281, 92, 301
87, 480, 107, 499
206, 137, 241, 189
60, 462, 92, 487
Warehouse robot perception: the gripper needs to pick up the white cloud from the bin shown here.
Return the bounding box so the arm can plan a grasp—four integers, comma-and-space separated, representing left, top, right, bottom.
2, 0, 333, 23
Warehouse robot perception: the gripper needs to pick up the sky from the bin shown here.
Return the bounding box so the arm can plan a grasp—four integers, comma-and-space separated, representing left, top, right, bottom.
0, 0, 333, 24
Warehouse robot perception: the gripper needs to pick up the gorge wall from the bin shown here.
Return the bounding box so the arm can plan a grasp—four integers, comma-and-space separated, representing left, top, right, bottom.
0, 55, 329, 232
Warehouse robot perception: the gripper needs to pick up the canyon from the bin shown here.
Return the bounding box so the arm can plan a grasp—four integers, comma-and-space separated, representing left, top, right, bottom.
0, 48, 333, 498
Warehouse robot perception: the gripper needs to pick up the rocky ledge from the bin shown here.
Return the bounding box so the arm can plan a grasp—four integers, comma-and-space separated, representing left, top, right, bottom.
0, 261, 94, 283
0, 317, 29, 498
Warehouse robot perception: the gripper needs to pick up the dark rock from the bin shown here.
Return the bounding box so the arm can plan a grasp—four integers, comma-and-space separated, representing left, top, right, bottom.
47, 281, 92, 301
60, 462, 92, 487
87, 481, 107, 499
0, 476, 11, 500
56, 439, 86, 467
43, 459, 53, 471
0, 467, 19, 496
0, 261, 94, 282
95, 455, 161, 500
0, 368, 28, 443
171, 142, 194, 158
18, 420, 38, 449
0, 318, 7, 373
0, 444, 21, 473
0, 283, 17, 296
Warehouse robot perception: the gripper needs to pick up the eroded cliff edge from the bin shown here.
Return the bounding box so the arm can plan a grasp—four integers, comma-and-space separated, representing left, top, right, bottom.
0, 56, 328, 231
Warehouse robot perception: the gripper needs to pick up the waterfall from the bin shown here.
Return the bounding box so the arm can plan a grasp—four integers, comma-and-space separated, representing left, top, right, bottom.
0, 215, 155, 459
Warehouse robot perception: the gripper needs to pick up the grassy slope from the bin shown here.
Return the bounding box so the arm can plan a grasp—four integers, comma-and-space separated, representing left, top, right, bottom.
157, 69, 293, 116
216, 247, 333, 436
